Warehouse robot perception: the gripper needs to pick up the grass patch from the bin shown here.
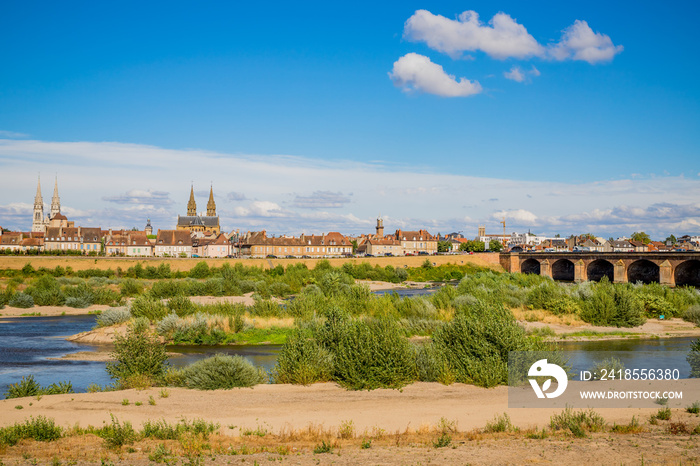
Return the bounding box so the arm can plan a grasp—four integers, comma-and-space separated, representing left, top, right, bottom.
550, 407, 606, 438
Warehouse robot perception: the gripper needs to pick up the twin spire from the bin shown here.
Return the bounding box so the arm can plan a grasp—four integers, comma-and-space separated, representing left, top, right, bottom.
187, 184, 216, 217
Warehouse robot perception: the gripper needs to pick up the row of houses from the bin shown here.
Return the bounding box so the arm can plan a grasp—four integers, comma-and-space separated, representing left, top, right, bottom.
518, 236, 700, 253
0, 227, 236, 258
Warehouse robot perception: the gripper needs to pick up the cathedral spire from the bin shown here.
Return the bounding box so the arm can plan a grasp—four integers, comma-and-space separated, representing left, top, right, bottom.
35, 176, 43, 205
187, 184, 197, 216
206, 184, 216, 217
32, 176, 46, 232
50, 176, 61, 219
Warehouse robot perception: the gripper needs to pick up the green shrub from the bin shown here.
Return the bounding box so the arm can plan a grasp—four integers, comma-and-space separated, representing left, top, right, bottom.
100, 414, 137, 449
484, 413, 515, 433
9, 292, 34, 308
119, 278, 143, 297
638, 294, 676, 318
0, 416, 63, 447
129, 295, 168, 321
550, 407, 606, 437
65, 296, 91, 308
189, 262, 211, 279
689, 339, 700, 378
332, 318, 416, 390
4, 376, 74, 399
250, 298, 281, 317
175, 354, 266, 390
432, 300, 545, 387
95, 308, 131, 328
4, 375, 41, 399
274, 330, 334, 385
167, 295, 196, 316
106, 322, 169, 386
655, 407, 672, 420
686, 401, 700, 414
683, 305, 700, 327
579, 282, 645, 327
141, 418, 219, 440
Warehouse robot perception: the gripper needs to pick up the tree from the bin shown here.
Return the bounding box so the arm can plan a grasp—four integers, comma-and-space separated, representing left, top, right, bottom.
351, 239, 358, 253
630, 232, 651, 244
665, 235, 677, 245
438, 240, 451, 253
459, 240, 485, 253
489, 240, 503, 252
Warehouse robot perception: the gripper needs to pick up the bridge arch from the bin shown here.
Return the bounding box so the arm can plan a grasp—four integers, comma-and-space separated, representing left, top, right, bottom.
628, 259, 660, 284
521, 258, 540, 275
587, 259, 614, 282
552, 259, 575, 281
675, 260, 700, 287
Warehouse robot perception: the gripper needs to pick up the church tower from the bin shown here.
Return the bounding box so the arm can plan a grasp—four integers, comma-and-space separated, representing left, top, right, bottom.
31, 176, 45, 232
50, 176, 61, 219
206, 185, 216, 217
187, 185, 197, 216
376, 216, 384, 238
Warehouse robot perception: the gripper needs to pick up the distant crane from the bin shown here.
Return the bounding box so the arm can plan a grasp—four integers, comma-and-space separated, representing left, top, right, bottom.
500, 217, 507, 247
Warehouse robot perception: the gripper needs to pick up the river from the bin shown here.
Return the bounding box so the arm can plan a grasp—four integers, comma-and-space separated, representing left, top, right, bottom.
0, 314, 697, 397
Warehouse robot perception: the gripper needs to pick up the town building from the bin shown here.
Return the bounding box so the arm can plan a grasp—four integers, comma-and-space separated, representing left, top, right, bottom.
240, 231, 352, 258
193, 233, 232, 258
155, 230, 193, 257
104, 230, 153, 256
44, 227, 102, 254
176, 185, 220, 234
394, 229, 438, 255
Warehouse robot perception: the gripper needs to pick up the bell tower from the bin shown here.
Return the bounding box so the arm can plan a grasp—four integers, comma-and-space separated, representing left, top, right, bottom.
206, 185, 216, 217
187, 185, 197, 216
376, 216, 384, 238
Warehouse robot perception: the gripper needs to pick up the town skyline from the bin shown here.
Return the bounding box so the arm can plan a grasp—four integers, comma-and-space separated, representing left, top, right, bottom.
1, 2, 699, 238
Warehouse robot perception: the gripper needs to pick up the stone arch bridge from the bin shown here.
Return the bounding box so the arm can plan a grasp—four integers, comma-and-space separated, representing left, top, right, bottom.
499, 252, 700, 287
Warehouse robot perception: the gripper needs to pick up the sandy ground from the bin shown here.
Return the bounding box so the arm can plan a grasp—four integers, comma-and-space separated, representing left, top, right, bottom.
521, 317, 700, 340
1, 383, 700, 464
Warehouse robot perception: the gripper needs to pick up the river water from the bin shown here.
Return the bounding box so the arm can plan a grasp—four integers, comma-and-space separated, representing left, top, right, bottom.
0, 314, 697, 397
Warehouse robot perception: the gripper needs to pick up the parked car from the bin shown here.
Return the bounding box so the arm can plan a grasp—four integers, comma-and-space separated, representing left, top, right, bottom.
266, 254, 278, 259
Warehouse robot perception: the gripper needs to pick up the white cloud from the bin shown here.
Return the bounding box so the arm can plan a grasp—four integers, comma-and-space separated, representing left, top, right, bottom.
404, 9, 544, 59
492, 209, 538, 225
389, 53, 482, 97
504, 66, 525, 82
504, 65, 541, 83
292, 191, 351, 209
549, 20, 623, 64
227, 192, 247, 201
0, 130, 29, 139
234, 201, 290, 218
102, 189, 173, 206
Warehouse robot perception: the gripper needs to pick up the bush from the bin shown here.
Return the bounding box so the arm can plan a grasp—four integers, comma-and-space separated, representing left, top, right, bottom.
142, 418, 219, 440
119, 278, 144, 297
167, 295, 196, 316
100, 414, 137, 449
106, 322, 169, 386
688, 339, 700, 378
65, 296, 91, 308
432, 300, 546, 387
8, 292, 34, 308
274, 330, 334, 385
95, 308, 132, 328
175, 354, 266, 390
579, 282, 645, 327
589, 357, 625, 378
332, 318, 416, 390
129, 295, 168, 321
684, 305, 700, 327
550, 407, 606, 437
484, 413, 515, 433
0, 416, 63, 447
4, 375, 41, 399
4, 375, 74, 399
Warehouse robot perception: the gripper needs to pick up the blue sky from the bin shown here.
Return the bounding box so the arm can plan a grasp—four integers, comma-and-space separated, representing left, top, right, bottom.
1, 1, 699, 239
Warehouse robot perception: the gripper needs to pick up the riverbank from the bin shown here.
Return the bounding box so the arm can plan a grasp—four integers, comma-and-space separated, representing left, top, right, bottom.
1, 382, 699, 464
520, 317, 700, 341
